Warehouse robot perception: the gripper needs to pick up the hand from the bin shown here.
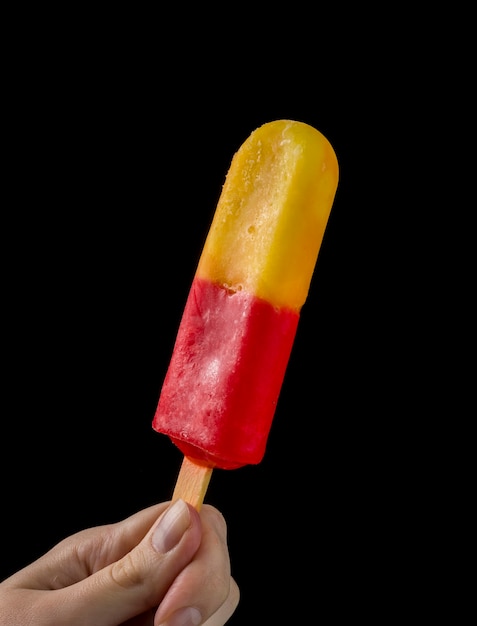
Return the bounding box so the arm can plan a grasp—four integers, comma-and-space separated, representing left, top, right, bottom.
0, 499, 239, 626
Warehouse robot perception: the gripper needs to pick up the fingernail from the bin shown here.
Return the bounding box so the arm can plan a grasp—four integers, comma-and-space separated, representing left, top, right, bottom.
152, 499, 191, 553
159, 607, 202, 626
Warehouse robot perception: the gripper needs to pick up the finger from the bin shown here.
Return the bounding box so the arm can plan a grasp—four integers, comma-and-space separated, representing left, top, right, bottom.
47, 499, 203, 626
5, 503, 170, 591
202, 577, 240, 626
153, 505, 239, 626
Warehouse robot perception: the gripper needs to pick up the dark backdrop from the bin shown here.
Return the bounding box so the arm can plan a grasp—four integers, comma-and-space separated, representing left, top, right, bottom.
1, 27, 409, 623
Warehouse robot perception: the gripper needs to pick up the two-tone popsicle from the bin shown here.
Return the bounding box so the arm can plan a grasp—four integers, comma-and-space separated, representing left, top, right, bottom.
152, 119, 339, 508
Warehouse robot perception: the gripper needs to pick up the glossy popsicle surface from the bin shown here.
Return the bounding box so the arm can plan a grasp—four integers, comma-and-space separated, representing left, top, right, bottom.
153, 120, 338, 469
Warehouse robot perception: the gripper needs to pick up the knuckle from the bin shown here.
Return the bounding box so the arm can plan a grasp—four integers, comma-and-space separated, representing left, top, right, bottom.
110, 551, 147, 589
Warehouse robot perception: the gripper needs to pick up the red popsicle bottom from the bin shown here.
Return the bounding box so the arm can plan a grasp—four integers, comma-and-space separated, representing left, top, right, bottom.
153, 277, 299, 469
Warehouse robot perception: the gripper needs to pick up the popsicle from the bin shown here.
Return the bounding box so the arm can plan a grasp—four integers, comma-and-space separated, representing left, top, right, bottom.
153, 119, 339, 509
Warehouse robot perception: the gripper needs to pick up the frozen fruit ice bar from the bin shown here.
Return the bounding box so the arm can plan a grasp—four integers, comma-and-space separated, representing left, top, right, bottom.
153, 119, 339, 470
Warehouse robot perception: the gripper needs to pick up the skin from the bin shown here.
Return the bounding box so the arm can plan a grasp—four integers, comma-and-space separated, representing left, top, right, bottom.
0, 500, 239, 626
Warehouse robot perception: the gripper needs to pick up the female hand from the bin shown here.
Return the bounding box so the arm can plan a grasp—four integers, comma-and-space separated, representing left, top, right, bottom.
0, 499, 239, 626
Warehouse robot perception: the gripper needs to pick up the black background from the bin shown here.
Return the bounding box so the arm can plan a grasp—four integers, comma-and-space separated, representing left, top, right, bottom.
0, 15, 427, 624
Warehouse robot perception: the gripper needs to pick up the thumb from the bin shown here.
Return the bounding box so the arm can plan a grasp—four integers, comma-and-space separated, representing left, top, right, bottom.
58, 499, 202, 626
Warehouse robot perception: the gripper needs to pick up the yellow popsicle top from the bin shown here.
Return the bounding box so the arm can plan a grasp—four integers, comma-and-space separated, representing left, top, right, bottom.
196, 119, 339, 310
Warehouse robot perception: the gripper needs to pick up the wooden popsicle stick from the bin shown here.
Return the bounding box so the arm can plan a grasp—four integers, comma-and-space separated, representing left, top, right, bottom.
172, 456, 213, 511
